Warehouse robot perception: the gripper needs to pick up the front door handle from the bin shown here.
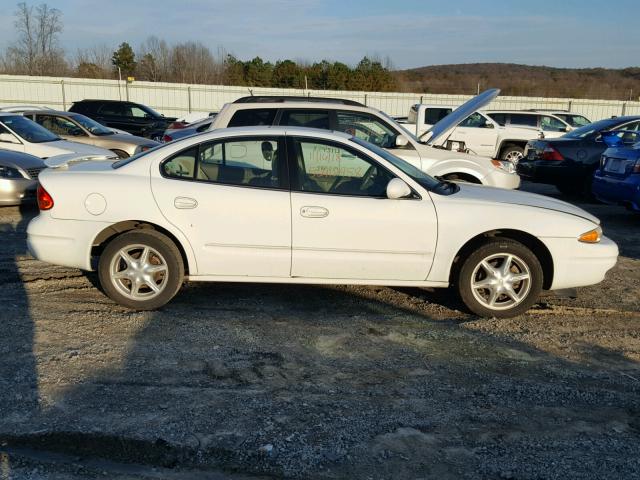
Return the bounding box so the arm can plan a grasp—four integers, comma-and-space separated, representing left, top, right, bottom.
300, 206, 329, 218
174, 196, 198, 209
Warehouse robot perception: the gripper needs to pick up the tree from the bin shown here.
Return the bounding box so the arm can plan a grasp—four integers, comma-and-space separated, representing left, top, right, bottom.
245, 57, 273, 87
112, 42, 136, 77
224, 54, 246, 85
137, 36, 171, 82
5, 2, 66, 75
272, 60, 302, 88
73, 45, 112, 78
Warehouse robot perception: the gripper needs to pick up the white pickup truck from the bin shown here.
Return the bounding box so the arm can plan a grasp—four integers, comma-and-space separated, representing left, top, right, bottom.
403, 104, 567, 163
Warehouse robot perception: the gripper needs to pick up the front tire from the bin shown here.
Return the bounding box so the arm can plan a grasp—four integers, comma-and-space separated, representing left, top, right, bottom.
456, 239, 543, 318
98, 230, 184, 310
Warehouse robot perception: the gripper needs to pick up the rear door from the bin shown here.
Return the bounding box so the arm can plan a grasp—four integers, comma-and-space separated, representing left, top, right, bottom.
288, 136, 437, 280
150, 135, 292, 277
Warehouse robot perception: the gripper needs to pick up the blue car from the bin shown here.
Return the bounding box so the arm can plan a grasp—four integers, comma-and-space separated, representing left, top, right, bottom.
592, 130, 640, 212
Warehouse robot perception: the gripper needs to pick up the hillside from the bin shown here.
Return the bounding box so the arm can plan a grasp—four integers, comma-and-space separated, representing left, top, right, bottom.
394, 63, 640, 100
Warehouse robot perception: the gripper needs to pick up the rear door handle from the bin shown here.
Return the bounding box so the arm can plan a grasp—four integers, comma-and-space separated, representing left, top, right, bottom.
300, 206, 329, 218
174, 196, 198, 209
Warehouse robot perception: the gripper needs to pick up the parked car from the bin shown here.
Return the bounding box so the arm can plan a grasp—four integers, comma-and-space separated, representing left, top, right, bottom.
22, 110, 159, 158
0, 150, 46, 205
0, 113, 117, 159
162, 116, 217, 143
407, 105, 567, 163
0, 105, 54, 113
526, 110, 592, 129
68, 100, 177, 140
166, 111, 217, 131
592, 130, 640, 211
206, 91, 520, 189
28, 126, 617, 318
517, 116, 640, 196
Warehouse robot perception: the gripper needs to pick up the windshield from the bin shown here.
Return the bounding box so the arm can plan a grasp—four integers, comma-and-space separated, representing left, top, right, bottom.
564, 118, 624, 139
556, 114, 591, 128
1, 115, 60, 143
71, 113, 114, 136
350, 136, 440, 190
142, 104, 162, 118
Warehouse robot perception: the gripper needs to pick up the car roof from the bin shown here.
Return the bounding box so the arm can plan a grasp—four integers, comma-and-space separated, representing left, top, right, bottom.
179, 125, 354, 142
21, 109, 76, 116
223, 100, 378, 114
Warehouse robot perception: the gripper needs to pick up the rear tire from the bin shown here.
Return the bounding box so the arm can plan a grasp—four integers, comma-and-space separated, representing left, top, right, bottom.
98, 230, 184, 310
456, 239, 543, 318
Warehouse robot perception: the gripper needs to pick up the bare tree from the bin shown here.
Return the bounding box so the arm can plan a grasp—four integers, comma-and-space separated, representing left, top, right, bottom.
137, 36, 171, 81
73, 44, 113, 78
3, 2, 66, 75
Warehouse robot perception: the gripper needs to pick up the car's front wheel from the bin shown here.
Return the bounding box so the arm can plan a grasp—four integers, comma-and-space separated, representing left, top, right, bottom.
456, 239, 543, 318
98, 230, 184, 310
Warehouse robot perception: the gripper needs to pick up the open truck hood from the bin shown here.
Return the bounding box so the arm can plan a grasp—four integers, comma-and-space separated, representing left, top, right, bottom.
420, 88, 500, 145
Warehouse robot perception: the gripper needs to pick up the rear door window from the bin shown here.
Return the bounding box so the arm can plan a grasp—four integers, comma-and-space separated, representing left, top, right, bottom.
279, 110, 331, 129
227, 109, 277, 127
540, 116, 567, 132
509, 114, 539, 128
487, 113, 507, 126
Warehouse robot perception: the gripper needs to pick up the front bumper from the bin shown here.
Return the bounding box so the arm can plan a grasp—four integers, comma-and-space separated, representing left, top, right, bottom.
483, 169, 521, 190
544, 235, 618, 290
0, 178, 37, 206
592, 174, 640, 212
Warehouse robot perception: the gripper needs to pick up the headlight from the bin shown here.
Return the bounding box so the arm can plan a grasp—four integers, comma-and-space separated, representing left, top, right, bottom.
578, 227, 602, 243
491, 159, 517, 174
0, 165, 24, 179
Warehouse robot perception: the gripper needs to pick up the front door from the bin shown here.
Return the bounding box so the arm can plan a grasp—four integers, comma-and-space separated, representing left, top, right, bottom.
150, 136, 291, 277
288, 136, 437, 281
448, 112, 498, 157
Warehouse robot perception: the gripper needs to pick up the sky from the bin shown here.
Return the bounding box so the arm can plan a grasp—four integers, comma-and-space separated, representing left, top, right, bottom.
0, 0, 638, 70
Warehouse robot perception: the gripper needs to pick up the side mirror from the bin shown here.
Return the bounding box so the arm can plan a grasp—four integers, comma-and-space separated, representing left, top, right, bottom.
386, 178, 412, 199
395, 135, 409, 147
0, 132, 19, 144
484, 123, 495, 129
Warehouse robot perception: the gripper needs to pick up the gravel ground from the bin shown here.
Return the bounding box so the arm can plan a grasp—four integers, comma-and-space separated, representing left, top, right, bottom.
0, 182, 639, 479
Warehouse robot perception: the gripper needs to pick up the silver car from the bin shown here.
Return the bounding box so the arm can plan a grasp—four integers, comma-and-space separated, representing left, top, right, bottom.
0, 150, 46, 206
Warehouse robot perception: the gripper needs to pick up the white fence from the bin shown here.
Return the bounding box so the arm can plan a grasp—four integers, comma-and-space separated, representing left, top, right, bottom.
1, 73, 639, 121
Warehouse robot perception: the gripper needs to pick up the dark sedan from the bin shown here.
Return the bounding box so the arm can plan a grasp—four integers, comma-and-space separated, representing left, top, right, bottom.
517, 116, 640, 196
68, 100, 176, 141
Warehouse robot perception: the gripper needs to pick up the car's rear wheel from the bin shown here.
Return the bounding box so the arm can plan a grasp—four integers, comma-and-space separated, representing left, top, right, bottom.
111, 149, 129, 159
98, 230, 184, 310
456, 239, 543, 318
501, 145, 524, 164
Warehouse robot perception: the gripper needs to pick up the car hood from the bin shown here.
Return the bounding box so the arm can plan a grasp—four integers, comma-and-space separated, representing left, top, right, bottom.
100, 133, 158, 146
48, 139, 117, 157
420, 88, 500, 145
453, 183, 599, 224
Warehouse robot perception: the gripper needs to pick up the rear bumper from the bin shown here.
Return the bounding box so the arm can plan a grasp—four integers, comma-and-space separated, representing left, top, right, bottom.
0, 178, 37, 206
592, 174, 640, 211
517, 160, 578, 184
27, 214, 108, 270
544, 235, 618, 290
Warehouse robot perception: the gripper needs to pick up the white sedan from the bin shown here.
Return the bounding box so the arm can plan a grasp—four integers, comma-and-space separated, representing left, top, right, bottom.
27, 127, 618, 318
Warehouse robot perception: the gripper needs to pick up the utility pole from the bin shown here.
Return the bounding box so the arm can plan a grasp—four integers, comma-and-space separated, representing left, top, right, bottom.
118, 67, 122, 101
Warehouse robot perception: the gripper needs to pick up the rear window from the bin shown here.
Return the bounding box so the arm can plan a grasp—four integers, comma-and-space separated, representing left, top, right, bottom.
228, 109, 277, 127
424, 108, 452, 125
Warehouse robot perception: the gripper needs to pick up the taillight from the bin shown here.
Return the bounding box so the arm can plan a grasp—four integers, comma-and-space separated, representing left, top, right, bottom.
541, 145, 564, 161
37, 184, 54, 210
167, 122, 187, 130
162, 134, 173, 143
